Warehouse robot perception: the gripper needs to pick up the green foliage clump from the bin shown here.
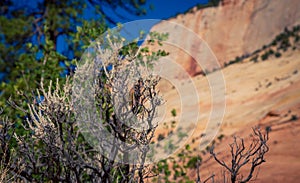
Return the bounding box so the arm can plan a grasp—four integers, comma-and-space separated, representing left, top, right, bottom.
261, 52, 269, 61
247, 25, 300, 64
186, 155, 201, 169
158, 133, 165, 141
291, 114, 298, 121
274, 52, 282, 58
217, 134, 225, 141
171, 108, 177, 117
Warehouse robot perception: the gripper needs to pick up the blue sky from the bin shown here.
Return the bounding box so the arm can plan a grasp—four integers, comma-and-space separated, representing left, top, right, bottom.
20, 0, 208, 21
104, 0, 208, 23
140, 0, 208, 19
60, 0, 209, 58
0, 0, 209, 80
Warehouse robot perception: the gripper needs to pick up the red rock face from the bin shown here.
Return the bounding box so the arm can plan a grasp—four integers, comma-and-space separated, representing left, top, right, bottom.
221, 0, 243, 6
151, 0, 300, 77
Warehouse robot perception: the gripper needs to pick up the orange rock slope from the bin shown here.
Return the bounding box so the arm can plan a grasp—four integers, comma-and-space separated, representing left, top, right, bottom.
148, 0, 300, 182
151, 0, 300, 76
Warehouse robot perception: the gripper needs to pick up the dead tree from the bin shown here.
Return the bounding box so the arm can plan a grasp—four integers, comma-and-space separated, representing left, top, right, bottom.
2, 32, 165, 182
88, 35, 163, 182
210, 127, 269, 183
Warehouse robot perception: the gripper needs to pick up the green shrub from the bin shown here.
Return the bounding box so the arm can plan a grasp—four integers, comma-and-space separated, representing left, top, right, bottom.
158, 133, 165, 141
217, 134, 225, 141
186, 156, 202, 169
171, 109, 177, 117
291, 115, 298, 121
261, 52, 269, 61
275, 52, 281, 58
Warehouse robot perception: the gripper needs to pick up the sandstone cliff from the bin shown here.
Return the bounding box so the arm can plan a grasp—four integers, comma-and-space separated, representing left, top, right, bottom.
151, 0, 300, 76
149, 1, 300, 181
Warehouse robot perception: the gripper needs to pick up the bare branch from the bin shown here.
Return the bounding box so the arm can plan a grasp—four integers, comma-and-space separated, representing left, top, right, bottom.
210, 127, 269, 183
